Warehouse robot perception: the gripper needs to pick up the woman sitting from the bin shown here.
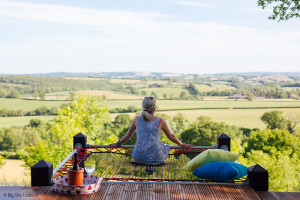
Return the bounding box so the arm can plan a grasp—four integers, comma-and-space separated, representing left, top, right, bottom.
108, 96, 193, 165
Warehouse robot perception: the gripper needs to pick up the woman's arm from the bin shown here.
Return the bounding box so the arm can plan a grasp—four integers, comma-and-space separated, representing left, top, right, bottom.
161, 119, 193, 149
107, 116, 138, 148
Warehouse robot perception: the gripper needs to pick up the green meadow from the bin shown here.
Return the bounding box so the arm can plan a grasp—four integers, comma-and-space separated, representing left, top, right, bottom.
0, 96, 299, 129
0, 116, 56, 128
102, 99, 300, 110
0, 98, 70, 111
140, 87, 189, 97
111, 108, 300, 129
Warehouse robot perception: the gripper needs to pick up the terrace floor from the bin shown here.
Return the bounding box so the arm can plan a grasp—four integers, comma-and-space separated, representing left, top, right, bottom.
0, 184, 299, 200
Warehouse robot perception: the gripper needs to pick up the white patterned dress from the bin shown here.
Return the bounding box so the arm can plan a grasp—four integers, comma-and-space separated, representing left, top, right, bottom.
131, 117, 169, 165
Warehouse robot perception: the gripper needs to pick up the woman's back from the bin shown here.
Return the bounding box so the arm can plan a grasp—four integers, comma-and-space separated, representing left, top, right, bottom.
132, 116, 169, 165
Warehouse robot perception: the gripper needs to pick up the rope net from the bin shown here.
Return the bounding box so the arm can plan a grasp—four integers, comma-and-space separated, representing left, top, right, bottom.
55, 146, 247, 184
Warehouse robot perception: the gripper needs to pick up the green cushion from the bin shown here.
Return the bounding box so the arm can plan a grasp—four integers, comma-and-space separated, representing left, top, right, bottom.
182, 149, 240, 172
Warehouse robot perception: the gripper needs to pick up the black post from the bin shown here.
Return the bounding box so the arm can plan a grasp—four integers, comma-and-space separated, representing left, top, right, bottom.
31, 160, 53, 186
73, 132, 87, 149
73, 133, 87, 169
248, 164, 268, 191
217, 133, 230, 151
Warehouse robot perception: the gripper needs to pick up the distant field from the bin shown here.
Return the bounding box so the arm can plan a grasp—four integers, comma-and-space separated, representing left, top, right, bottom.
64, 76, 108, 81
1, 108, 300, 130
77, 90, 143, 100
112, 108, 300, 129
0, 98, 69, 111
102, 99, 300, 110
110, 79, 141, 84
282, 87, 300, 91
140, 88, 189, 98
0, 159, 30, 186
146, 80, 170, 85
0, 116, 56, 128
1, 97, 299, 129
194, 84, 236, 92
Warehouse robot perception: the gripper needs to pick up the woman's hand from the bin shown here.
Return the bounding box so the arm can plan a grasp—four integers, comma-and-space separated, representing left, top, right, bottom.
107, 143, 118, 148
180, 143, 193, 149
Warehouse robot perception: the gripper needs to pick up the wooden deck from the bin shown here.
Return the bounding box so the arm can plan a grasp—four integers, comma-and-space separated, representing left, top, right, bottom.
0, 183, 299, 200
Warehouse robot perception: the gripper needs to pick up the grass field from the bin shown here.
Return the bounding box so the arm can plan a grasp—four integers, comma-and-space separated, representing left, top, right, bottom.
102, 99, 300, 110
195, 84, 237, 92
140, 88, 189, 98
77, 90, 143, 100
0, 98, 69, 111
0, 97, 299, 129
0, 116, 56, 128
282, 87, 300, 91
110, 79, 141, 84
111, 108, 300, 129
0, 159, 30, 186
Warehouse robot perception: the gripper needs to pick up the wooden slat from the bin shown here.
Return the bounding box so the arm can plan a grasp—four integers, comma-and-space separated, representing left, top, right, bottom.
179, 184, 198, 200
272, 192, 294, 200
286, 192, 300, 200
237, 185, 261, 200
88, 182, 110, 200
168, 184, 185, 200
194, 184, 216, 200
42, 186, 74, 200
2, 184, 300, 200
153, 183, 167, 200
221, 185, 245, 200
209, 185, 231, 200
0, 186, 52, 200
256, 191, 279, 200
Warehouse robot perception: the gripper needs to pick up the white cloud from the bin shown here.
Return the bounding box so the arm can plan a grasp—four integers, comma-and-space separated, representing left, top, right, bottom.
0, 1, 167, 28
169, 0, 214, 7
0, 1, 299, 74
244, 7, 273, 13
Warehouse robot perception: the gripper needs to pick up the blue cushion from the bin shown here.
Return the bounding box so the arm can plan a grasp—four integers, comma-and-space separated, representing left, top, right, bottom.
192, 161, 247, 181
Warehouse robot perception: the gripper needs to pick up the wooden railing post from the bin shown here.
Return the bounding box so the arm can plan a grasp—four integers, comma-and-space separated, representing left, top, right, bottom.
217, 133, 230, 151
248, 164, 269, 191
31, 160, 53, 186
73, 133, 87, 169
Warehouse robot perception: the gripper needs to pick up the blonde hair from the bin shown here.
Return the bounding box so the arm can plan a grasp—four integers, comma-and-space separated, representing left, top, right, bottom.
141, 96, 156, 121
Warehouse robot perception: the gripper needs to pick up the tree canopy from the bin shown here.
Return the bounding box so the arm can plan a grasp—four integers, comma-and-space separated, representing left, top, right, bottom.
258, 0, 300, 21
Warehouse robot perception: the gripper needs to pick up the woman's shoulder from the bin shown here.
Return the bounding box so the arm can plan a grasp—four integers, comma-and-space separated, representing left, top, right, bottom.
134, 116, 140, 121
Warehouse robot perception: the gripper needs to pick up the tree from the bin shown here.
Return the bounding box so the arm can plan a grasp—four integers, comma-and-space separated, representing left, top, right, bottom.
114, 114, 131, 130
246, 150, 299, 191
0, 89, 6, 98
284, 112, 300, 133
180, 91, 187, 99
1, 128, 24, 151
69, 91, 76, 100
0, 155, 5, 169
246, 93, 254, 101
180, 120, 244, 146
197, 115, 212, 122
6, 90, 20, 98
245, 129, 300, 155
261, 110, 286, 129
151, 92, 158, 99
258, 0, 300, 21
141, 90, 147, 96
34, 106, 49, 115
39, 91, 46, 100
32, 91, 39, 99
172, 113, 188, 133
29, 119, 43, 127
22, 95, 109, 168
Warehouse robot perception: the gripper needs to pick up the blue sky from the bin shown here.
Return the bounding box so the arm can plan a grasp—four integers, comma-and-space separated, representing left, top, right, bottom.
0, 0, 299, 74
